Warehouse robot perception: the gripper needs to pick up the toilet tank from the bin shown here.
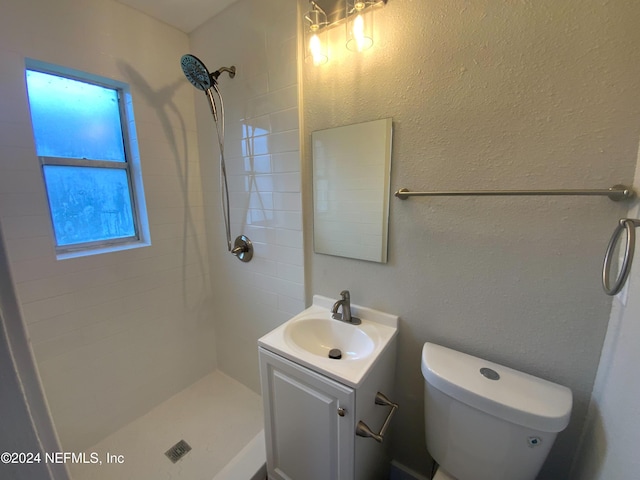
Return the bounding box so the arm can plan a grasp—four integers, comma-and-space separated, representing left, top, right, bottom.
421, 343, 572, 480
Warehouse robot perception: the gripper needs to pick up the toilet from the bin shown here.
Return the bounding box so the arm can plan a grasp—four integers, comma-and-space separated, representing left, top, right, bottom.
421, 342, 572, 480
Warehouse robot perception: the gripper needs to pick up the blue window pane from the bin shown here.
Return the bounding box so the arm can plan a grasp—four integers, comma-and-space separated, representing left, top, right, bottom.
26, 70, 126, 162
43, 165, 136, 246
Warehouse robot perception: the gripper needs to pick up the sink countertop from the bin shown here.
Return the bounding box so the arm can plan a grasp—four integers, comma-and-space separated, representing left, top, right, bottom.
258, 295, 398, 388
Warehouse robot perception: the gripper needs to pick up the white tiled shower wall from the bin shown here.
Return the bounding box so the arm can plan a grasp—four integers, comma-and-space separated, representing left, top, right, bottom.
191, 0, 304, 393
0, 0, 304, 452
0, 0, 216, 452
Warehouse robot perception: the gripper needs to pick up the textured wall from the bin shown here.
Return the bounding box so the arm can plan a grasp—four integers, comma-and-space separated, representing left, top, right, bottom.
302, 0, 640, 477
571, 161, 640, 478
0, 0, 216, 451
190, 0, 303, 393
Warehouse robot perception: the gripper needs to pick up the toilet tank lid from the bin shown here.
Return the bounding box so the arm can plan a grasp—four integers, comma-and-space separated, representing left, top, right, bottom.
421, 343, 572, 433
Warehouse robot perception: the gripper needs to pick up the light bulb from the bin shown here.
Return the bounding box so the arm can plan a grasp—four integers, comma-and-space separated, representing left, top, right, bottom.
309, 33, 327, 66
347, 8, 373, 52
309, 34, 321, 64
354, 15, 368, 51
304, 3, 328, 66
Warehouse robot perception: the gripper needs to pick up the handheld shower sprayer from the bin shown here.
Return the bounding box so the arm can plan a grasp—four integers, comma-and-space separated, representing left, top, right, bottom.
179, 54, 252, 263
179, 54, 235, 90
180, 54, 236, 122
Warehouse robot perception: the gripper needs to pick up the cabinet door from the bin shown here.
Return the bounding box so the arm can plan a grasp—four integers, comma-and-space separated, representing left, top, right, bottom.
260, 348, 355, 480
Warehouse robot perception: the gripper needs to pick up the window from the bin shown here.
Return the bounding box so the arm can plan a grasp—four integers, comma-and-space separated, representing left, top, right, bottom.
25, 61, 149, 257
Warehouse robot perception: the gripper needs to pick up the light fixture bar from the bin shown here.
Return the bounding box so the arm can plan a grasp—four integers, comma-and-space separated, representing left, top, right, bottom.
304, 1, 328, 26
313, 0, 387, 25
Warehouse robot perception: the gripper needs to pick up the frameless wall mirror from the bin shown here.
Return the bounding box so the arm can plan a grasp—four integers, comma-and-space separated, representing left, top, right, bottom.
312, 118, 393, 263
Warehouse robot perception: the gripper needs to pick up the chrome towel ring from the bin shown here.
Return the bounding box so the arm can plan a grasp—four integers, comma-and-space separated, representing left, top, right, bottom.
603, 218, 640, 295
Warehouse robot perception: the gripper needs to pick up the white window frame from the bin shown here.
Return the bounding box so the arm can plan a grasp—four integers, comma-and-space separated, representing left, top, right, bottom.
25, 59, 150, 259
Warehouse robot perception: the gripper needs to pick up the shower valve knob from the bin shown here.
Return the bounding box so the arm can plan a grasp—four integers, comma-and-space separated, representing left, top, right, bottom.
232, 235, 253, 262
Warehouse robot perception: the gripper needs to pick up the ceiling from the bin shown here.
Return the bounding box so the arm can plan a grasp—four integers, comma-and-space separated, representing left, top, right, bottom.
116, 0, 239, 33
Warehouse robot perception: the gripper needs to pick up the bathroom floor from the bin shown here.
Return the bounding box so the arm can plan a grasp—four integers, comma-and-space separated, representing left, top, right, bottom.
69, 371, 264, 480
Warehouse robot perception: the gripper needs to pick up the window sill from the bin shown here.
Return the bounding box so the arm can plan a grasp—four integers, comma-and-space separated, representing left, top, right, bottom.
56, 240, 151, 261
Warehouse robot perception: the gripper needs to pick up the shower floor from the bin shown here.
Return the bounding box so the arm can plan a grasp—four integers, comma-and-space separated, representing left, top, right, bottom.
69, 371, 264, 480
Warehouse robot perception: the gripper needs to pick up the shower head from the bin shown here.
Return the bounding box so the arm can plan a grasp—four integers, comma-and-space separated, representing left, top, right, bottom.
180, 54, 237, 91
180, 54, 212, 91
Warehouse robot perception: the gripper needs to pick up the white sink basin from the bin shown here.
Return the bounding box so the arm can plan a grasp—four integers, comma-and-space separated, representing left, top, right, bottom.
258, 295, 398, 387
284, 317, 375, 360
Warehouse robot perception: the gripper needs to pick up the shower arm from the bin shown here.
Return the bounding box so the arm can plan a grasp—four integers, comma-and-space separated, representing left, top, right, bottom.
211, 66, 236, 81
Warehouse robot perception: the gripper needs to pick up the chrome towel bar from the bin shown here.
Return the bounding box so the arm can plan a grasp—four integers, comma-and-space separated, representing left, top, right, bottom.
395, 184, 635, 202
603, 218, 640, 296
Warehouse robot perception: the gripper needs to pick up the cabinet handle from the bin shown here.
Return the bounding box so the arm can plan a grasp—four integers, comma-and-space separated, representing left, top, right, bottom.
337, 407, 346, 417
355, 392, 398, 443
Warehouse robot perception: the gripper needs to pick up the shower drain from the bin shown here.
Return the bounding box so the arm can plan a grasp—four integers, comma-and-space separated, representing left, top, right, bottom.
165, 439, 192, 463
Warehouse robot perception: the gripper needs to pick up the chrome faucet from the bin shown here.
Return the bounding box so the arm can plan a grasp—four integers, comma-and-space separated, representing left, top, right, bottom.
331, 290, 361, 325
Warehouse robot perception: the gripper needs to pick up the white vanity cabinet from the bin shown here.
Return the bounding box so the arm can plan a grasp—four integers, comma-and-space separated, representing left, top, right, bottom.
259, 342, 397, 480
259, 348, 355, 480
258, 296, 399, 480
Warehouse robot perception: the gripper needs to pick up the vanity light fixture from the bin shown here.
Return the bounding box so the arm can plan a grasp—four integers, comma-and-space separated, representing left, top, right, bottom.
303, 0, 388, 65
346, 1, 374, 51
304, 1, 329, 66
